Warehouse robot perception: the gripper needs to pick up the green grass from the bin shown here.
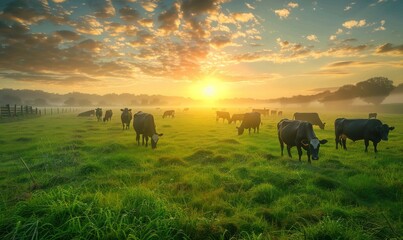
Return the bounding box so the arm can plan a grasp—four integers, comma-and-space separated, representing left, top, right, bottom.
0, 108, 402, 239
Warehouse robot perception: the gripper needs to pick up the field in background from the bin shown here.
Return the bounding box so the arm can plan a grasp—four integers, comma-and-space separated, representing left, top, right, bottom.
0, 108, 402, 239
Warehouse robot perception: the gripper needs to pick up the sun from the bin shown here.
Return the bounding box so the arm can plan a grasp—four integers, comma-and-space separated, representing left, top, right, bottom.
203, 85, 216, 98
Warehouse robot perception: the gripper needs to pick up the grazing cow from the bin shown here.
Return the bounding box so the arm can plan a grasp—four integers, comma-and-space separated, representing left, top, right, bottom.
368, 113, 377, 119
216, 111, 231, 123
278, 111, 283, 117
95, 108, 102, 122
237, 112, 261, 135
271, 110, 277, 116
230, 113, 245, 124
162, 110, 175, 118
277, 119, 328, 163
121, 108, 132, 130
133, 111, 163, 149
335, 118, 394, 153
252, 108, 269, 117
103, 110, 113, 122
293, 112, 326, 130
77, 109, 95, 117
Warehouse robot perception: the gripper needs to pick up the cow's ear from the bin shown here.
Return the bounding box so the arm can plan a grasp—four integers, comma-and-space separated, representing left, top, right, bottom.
320, 139, 328, 144
301, 139, 309, 146
389, 126, 395, 131
323, 122, 326, 125
158, 133, 163, 136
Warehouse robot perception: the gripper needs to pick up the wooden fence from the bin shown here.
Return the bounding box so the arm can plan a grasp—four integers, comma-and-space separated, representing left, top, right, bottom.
0, 104, 77, 119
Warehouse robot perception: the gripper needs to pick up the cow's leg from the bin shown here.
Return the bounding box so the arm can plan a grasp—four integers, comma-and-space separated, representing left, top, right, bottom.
335, 133, 339, 149
279, 139, 284, 156
145, 136, 149, 147
297, 146, 302, 161
342, 137, 347, 150
136, 133, 140, 145
373, 142, 378, 153
287, 145, 292, 158
307, 151, 311, 164
364, 139, 369, 152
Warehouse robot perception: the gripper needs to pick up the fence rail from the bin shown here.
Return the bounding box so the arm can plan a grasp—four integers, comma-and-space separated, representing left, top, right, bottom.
0, 104, 77, 119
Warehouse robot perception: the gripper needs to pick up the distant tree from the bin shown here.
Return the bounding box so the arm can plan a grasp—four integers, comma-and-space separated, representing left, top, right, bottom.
64, 97, 76, 106
33, 98, 48, 106
320, 84, 357, 103
356, 77, 395, 105
78, 99, 92, 106
1, 95, 22, 105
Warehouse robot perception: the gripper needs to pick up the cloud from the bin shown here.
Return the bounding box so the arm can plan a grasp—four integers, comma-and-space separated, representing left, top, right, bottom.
325, 61, 377, 68
157, 2, 180, 34
342, 19, 366, 29
245, 3, 255, 10
374, 20, 386, 31
74, 15, 103, 35
210, 35, 233, 48
140, 0, 158, 12
274, 8, 290, 19
0, 0, 51, 25
375, 43, 403, 55
232, 12, 256, 23
329, 35, 337, 41
306, 34, 319, 42
53, 30, 81, 41
119, 6, 140, 22
287, 2, 299, 8
88, 0, 116, 18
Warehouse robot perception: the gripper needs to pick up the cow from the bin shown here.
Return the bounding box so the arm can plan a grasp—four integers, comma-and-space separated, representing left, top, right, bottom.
95, 108, 102, 122
278, 111, 283, 117
229, 113, 245, 124
133, 111, 163, 149
252, 108, 269, 117
237, 112, 261, 135
368, 113, 377, 119
271, 110, 277, 116
293, 112, 326, 130
216, 111, 231, 123
103, 110, 113, 122
162, 110, 175, 118
277, 119, 328, 163
335, 118, 394, 153
77, 109, 95, 117
121, 108, 132, 130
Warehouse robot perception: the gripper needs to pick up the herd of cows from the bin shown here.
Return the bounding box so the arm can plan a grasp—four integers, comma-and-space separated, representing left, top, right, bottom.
77, 108, 395, 163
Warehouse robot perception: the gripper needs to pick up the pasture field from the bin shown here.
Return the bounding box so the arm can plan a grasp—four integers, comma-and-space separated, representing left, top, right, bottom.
0, 108, 402, 239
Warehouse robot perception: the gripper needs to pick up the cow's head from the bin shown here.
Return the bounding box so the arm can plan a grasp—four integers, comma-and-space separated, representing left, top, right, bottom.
301, 138, 328, 160
151, 133, 163, 149
319, 122, 326, 130
377, 124, 395, 141
236, 127, 244, 135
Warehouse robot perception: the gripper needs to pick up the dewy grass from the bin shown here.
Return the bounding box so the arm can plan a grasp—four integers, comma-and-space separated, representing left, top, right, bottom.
0, 109, 402, 239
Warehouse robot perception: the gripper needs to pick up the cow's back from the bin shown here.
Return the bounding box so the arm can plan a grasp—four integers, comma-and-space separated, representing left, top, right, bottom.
134, 112, 155, 135
241, 112, 261, 128
339, 119, 374, 141
278, 120, 301, 145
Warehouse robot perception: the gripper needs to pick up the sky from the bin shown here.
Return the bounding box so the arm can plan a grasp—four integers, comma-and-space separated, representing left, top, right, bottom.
0, 0, 402, 100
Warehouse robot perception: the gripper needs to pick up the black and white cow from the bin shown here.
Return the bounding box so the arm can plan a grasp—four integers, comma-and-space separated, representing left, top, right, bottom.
277, 119, 328, 163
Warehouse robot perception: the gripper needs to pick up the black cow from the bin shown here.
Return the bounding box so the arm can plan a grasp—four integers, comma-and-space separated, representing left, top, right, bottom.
278, 119, 328, 163
77, 109, 95, 117
133, 111, 163, 149
237, 112, 261, 135
163, 110, 175, 118
335, 118, 394, 153
230, 113, 245, 124
103, 110, 113, 122
293, 112, 326, 130
368, 113, 377, 119
252, 108, 269, 117
216, 111, 230, 123
95, 108, 102, 122
121, 108, 132, 130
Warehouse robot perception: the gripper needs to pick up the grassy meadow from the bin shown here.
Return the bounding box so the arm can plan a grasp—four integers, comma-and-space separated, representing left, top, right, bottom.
0, 108, 402, 239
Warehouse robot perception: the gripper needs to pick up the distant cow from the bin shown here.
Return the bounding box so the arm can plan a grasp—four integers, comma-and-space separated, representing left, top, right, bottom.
252, 108, 269, 117
103, 110, 113, 122
216, 111, 231, 123
271, 110, 277, 116
335, 118, 394, 153
121, 108, 132, 130
278, 111, 283, 117
230, 113, 245, 124
278, 119, 328, 163
368, 113, 377, 119
163, 110, 175, 118
133, 111, 163, 149
293, 112, 326, 130
77, 109, 95, 117
237, 112, 261, 135
95, 108, 102, 122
